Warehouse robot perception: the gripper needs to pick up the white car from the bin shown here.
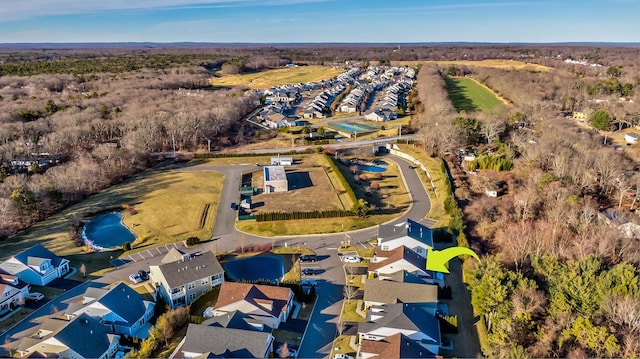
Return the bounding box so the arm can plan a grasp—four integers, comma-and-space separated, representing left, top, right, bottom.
342, 256, 362, 263
333, 354, 354, 359
129, 273, 142, 284
26, 292, 44, 301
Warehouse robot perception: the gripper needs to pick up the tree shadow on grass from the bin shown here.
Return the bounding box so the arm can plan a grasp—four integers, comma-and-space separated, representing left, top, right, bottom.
444, 77, 478, 113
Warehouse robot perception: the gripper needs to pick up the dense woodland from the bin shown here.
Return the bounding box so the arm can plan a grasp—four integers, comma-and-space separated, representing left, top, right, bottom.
414, 48, 640, 357
0, 45, 639, 357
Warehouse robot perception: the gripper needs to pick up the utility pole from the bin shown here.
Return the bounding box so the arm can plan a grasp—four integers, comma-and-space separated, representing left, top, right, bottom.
172, 134, 176, 156
207, 138, 211, 153
398, 124, 402, 140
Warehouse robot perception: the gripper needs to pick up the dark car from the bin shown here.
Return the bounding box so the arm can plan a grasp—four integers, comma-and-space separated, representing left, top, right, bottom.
138, 270, 149, 281
300, 254, 317, 262
301, 268, 322, 276
230, 202, 237, 210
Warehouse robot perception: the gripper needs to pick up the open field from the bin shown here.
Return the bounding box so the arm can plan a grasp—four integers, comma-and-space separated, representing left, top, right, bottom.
0, 168, 223, 262
444, 76, 505, 112
391, 59, 553, 72
209, 66, 343, 89
250, 167, 344, 213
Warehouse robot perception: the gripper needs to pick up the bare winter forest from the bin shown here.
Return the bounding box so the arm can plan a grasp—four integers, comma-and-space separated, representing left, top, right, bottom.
0, 44, 639, 357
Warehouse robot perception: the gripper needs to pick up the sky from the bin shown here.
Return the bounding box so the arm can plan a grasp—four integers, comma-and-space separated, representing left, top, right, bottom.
0, 0, 639, 43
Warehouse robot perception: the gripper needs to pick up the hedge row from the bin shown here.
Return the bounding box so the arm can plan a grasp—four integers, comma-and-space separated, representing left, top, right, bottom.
256, 209, 353, 222
323, 153, 357, 205
193, 151, 300, 159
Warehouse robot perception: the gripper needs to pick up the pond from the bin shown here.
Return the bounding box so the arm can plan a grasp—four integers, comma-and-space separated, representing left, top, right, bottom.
358, 164, 387, 173
223, 253, 288, 283
83, 212, 136, 251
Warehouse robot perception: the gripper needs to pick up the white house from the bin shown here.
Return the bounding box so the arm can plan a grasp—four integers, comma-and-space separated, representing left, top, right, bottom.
16, 313, 120, 359
0, 270, 29, 316
149, 249, 224, 309
377, 219, 434, 258
358, 303, 440, 356
271, 156, 293, 166
212, 282, 294, 329
0, 244, 70, 286
65, 282, 155, 338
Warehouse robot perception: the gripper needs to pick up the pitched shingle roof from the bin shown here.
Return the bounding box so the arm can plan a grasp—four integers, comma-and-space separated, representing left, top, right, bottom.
96, 282, 151, 324
360, 333, 436, 359
358, 303, 440, 347
214, 282, 292, 318
363, 279, 438, 304
368, 246, 426, 272
378, 219, 433, 247
14, 244, 66, 267
182, 324, 272, 358
202, 310, 271, 332
154, 251, 223, 288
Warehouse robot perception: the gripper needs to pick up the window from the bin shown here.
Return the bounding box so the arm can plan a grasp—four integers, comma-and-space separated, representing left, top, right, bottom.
187, 282, 196, 290
201, 278, 209, 286
188, 293, 197, 301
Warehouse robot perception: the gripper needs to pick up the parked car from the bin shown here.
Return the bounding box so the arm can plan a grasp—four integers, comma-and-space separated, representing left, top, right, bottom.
138, 270, 149, 281
300, 279, 317, 287
301, 268, 322, 276
129, 273, 142, 284
230, 202, 237, 210
300, 254, 317, 262
26, 292, 44, 301
333, 354, 354, 359
275, 346, 298, 358
342, 256, 362, 263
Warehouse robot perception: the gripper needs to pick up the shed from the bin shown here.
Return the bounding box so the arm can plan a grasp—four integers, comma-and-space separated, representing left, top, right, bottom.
625, 133, 638, 145
271, 156, 293, 166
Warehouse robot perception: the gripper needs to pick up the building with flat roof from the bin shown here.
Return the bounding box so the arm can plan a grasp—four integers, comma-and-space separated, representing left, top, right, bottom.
263, 166, 288, 193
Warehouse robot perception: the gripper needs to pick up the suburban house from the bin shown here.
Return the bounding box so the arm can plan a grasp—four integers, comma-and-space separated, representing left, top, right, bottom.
377, 270, 434, 285
368, 246, 444, 287
377, 219, 434, 257
264, 113, 288, 129
357, 303, 441, 356
363, 279, 438, 309
212, 282, 294, 329
364, 108, 397, 122
359, 332, 436, 359
0, 269, 29, 316
181, 324, 274, 359
16, 313, 120, 359
0, 244, 70, 286
64, 282, 155, 338
149, 249, 224, 309
263, 166, 288, 193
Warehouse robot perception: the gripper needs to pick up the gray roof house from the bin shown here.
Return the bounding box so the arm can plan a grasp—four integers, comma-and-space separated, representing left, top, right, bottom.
363, 279, 438, 308
0, 269, 29, 317
16, 313, 120, 359
202, 310, 273, 333
0, 244, 70, 286
64, 282, 155, 338
368, 246, 444, 287
181, 324, 274, 359
149, 250, 224, 309
358, 303, 441, 356
377, 219, 434, 258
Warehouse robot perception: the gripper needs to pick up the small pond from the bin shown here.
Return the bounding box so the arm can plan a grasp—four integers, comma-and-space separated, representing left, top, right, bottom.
83, 212, 136, 250
223, 253, 289, 283
358, 164, 387, 173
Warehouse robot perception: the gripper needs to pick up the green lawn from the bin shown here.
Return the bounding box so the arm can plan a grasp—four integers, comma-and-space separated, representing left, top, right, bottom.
444, 76, 505, 112
209, 66, 342, 89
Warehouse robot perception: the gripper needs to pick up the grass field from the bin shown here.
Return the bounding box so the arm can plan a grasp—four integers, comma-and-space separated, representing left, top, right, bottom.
236, 157, 409, 236
444, 76, 505, 112
390, 59, 553, 72
0, 168, 223, 264
209, 66, 343, 89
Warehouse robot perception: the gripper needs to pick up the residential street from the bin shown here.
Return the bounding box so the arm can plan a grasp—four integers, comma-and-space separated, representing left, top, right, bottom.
0, 153, 433, 358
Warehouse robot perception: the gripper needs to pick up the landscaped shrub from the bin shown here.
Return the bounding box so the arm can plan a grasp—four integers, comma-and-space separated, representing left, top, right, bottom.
323, 153, 357, 204
185, 236, 200, 246
122, 242, 132, 251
